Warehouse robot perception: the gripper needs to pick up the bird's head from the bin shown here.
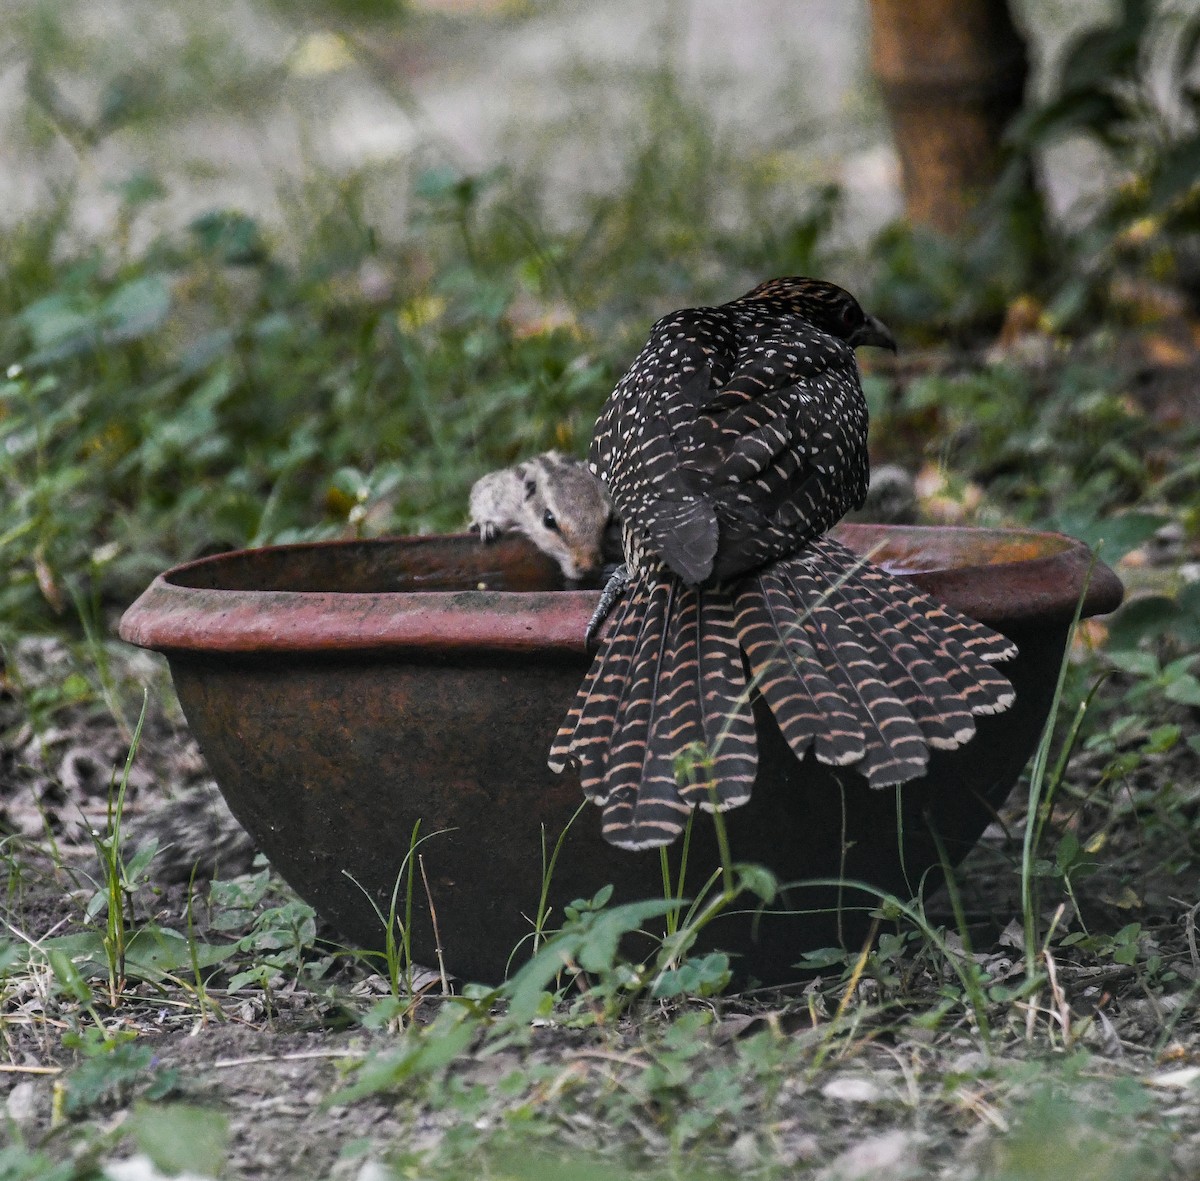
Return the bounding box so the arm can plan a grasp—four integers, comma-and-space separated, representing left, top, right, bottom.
736, 276, 897, 352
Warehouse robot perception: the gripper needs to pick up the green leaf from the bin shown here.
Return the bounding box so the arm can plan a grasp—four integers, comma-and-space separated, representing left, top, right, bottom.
1056, 831, 1081, 871
1105, 598, 1177, 656
1056, 511, 1167, 563
127, 1102, 229, 1177
329, 1008, 476, 1105
36, 927, 237, 983
1106, 646, 1160, 677
574, 899, 679, 975
123, 837, 162, 884
46, 948, 93, 1004
189, 210, 267, 265
0, 942, 21, 974
414, 165, 465, 201
795, 946, 850, 970
502, 897, 678, 1023
1143, 724, 1181, 754
126, 927, 240, 978
62, 1040, 167, 1116
102, 275, 170, 341
652, 952, 731, 999
733, 863, 777, 904
114, 170, 166, 208
1164, 675, 1200, 706
0, 1145, 75, 1181
1179, 581, 1200, 619
19, 295, 87, 348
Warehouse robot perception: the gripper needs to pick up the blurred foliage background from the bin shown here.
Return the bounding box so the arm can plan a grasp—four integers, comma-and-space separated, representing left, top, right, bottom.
1, 0, 1199, 631
3, 10, 1200, 1175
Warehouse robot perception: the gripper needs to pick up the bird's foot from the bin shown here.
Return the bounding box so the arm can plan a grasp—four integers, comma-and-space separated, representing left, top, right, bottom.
586, 563, 630, 646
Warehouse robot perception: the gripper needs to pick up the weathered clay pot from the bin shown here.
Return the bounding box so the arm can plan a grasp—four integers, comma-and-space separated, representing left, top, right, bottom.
120, 526, 1122, 984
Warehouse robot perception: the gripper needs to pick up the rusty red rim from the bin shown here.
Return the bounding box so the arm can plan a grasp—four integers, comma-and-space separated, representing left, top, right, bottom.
118, 525, 1124, 657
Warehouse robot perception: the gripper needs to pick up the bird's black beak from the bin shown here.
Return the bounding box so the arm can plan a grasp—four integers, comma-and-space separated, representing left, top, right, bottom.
849, 314, 898, 353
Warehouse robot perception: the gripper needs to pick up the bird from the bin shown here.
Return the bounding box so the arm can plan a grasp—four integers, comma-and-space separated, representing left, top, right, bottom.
548, 276, 1017, 850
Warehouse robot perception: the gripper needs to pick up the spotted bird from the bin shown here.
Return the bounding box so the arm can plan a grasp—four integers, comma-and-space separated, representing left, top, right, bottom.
549, 277, 1017, 850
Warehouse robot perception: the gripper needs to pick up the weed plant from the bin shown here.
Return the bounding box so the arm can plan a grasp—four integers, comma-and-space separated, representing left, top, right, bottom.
2, 2, 1200, 1177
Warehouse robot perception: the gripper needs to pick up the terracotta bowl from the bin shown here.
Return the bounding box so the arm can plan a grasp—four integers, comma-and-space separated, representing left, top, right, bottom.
119, 526, 1122, 985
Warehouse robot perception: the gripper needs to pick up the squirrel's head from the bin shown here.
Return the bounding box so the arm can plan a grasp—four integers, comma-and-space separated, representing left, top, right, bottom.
519, 451, 611, 582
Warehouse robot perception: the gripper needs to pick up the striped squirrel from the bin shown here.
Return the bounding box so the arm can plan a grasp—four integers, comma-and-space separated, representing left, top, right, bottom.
469, 450, 612, 582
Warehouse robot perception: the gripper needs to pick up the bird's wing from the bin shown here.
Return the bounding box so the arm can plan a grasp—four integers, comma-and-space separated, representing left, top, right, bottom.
589, 310, 728, 583
678, 332, 859, 482
591, 309, 867, 584
672, 328, 869, 580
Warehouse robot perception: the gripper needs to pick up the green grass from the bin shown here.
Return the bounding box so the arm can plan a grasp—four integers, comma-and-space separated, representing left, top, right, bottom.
2, 1, 1200, 1176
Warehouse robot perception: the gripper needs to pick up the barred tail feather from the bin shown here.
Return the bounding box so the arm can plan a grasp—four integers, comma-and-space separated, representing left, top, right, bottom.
548, 578, 646, 794
551, 571, 754, 850
690, 592, 757, 810
734, 539, 1016, 787
599, 577, 674, 842
744, 563, 929, 786
735, 570, 865, 768
872, 590, 1015, 719
845, 552, 1016, 718
822, 570, 978, 751
642, 587, 758, 817
553, 538, 1018, 848
900, 598, 1016, 712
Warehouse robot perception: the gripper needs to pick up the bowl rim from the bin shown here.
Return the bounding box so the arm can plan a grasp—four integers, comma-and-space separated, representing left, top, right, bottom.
118, 524, 1124, 657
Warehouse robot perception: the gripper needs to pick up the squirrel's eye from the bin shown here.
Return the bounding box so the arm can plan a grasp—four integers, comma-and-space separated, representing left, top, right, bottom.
542, 510, 559, 531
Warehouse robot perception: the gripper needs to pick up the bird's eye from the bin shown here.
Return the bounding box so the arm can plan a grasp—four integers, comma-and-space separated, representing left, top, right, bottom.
542, 510, 559, 531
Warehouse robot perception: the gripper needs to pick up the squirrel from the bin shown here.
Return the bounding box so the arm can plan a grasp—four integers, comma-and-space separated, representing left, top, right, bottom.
469, 450, 612, 582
